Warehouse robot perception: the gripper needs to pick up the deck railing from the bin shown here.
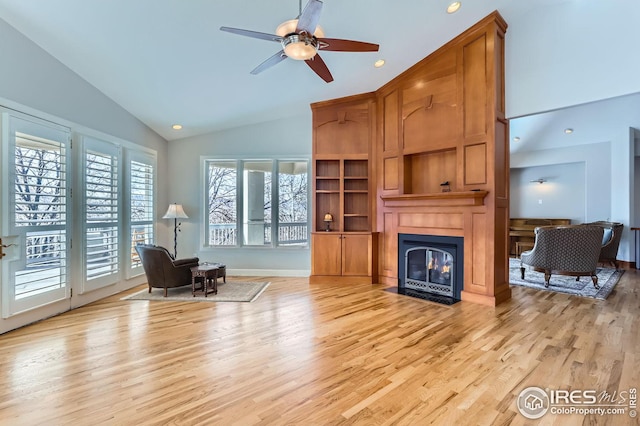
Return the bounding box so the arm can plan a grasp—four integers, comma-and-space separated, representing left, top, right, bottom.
209, 222, 307, 246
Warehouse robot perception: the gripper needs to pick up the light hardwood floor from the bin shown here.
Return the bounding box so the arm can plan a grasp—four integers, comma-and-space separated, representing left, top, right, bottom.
0, 270, 638, 425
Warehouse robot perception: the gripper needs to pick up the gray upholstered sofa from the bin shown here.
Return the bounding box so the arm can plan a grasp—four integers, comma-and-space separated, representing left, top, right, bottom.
135, 244, 199, 296
520, 225, 604, 289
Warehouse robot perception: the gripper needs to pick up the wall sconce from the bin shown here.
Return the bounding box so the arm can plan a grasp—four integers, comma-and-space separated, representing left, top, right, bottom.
323, 213, 333, 232
530, 178, 547, 184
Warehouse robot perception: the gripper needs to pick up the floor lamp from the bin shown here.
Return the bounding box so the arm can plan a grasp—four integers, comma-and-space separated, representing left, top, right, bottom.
163, 203, 188, 258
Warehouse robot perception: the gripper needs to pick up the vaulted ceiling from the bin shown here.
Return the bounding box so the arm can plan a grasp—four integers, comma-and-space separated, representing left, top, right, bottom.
0, 0, 604, 141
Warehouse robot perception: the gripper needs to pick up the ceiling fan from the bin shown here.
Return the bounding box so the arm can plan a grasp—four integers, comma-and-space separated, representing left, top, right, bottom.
220, 0, 379, 83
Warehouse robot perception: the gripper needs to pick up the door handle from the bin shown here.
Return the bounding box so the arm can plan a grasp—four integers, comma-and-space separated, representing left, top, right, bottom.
0, 238, 16, 258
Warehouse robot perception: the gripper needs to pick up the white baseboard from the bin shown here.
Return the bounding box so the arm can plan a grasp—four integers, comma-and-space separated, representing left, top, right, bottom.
228, 269, 310, 277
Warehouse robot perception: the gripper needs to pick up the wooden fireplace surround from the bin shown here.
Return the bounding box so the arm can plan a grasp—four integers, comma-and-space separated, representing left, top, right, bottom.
311, 12, 510, 305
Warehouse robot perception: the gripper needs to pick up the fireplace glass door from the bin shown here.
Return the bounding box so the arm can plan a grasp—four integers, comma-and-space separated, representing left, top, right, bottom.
405, 247, 454, 296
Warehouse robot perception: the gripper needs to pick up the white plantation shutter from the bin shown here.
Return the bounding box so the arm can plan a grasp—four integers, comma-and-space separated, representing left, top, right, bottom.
129, 155, 155, 273
83, 137, 121, 291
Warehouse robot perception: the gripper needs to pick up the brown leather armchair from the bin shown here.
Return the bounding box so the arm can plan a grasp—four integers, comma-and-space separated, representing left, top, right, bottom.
135, 244, 199, 296
584, 221, 623, 268
520, 225, 603, 289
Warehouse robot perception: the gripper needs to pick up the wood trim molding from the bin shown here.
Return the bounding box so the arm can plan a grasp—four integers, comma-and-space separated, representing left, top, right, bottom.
380, 190, 488, 207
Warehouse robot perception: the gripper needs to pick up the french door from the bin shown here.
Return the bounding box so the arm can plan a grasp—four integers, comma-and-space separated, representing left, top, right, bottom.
1, 113, 72, 318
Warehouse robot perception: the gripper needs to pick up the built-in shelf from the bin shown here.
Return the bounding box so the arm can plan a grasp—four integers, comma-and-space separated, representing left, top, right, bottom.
314, 158, 370, 232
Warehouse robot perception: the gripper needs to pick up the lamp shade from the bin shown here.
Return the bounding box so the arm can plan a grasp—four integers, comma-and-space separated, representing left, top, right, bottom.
324, 213, 333, 222
275, 19, 324, 38
275, 19, 324, 61
163, 204, 189, 219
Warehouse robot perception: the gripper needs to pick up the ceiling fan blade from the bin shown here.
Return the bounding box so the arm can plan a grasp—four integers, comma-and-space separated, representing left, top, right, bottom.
296, 0, 323, 34
318, 38, 379, 52
305, 53, 333, 83
220, 26, 282, 43
251, 50, 288, 75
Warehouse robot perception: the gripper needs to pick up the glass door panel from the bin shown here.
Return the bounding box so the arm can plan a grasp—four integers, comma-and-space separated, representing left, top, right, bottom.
1, 113, 71, 318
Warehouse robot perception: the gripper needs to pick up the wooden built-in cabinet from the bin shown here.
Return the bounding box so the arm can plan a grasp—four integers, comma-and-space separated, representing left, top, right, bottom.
311, 233, 378, 283
310, 93, 378, 284
376, 12, 511, 306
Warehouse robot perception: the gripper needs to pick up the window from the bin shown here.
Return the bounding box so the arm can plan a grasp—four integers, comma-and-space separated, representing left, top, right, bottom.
278, 161, 308, 246
129, 156, 155, 272
243, 160, 272, 245
207, 161, 237, 246
83, 137, 120, 290
12, 130, 68, 299
205, 159, 308, 248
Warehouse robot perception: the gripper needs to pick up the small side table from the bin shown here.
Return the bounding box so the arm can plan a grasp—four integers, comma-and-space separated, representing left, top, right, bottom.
191, 264, 220, 297
213, 263, 226, 284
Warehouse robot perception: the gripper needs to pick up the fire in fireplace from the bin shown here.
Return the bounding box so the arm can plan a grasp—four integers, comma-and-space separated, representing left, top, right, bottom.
398, 234, 463, 304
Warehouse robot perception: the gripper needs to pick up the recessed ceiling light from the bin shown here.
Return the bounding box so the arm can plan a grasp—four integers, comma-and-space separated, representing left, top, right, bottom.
374, 59, 385, 68
172, 124, 183, 130
513, 136, 521, 142
447, 2, 461, 14
564, 128, 573, 134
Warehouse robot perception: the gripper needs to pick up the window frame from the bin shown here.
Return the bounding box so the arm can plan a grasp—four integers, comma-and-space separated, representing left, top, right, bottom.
202, 157, 310, 249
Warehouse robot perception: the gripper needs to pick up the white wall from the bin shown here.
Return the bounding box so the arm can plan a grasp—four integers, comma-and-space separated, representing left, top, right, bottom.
511, 142, 611, 221
506, 0, 640, 118
0, 18, 165, 151
167, 115, 312, 276
510, 163, 586, 224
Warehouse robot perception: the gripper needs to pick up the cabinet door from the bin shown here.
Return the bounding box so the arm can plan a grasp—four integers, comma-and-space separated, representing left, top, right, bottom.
311, 233, 342, 276
341, 234, 371, 276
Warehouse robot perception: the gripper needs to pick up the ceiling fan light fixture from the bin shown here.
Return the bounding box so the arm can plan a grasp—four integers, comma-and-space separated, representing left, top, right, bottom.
276, 18, 324, 61
221, 0, 377, 82
282, 33, 318, 60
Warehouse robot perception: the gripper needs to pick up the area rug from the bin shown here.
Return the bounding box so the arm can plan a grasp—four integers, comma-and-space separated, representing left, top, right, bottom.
122, 281, 270, 303
509, 258, 623, 300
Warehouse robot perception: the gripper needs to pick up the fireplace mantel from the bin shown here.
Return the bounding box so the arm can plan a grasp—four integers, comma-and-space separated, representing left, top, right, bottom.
380, 191, 488, 208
